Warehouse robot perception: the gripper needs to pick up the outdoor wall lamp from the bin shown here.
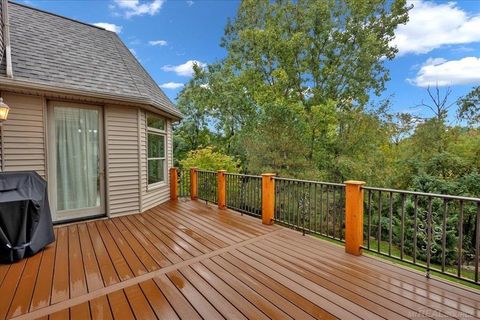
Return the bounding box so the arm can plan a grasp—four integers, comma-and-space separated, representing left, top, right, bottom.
0, 98, 10, 124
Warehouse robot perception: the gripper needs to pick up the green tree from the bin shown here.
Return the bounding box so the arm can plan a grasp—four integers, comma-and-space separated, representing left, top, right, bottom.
173, 65, 214, 164
458, 86, 480, 126
220, 0, 409, 169
179, 147, 240, 172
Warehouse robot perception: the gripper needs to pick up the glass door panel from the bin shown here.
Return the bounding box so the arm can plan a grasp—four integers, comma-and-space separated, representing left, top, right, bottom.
50, 105, 104, 221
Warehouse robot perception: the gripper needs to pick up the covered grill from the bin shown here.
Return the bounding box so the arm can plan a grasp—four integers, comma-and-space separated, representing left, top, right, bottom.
0, 171, 55, 263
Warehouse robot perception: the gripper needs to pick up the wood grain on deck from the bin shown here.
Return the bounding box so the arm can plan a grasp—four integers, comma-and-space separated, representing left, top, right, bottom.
0, 200, 478, 319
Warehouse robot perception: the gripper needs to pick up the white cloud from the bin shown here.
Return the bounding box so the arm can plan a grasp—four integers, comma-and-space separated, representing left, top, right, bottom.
149, 40, 168, 46
409, 56, 480, 87
186, 1, 194, 6
392, 0, 480, 56
113, 0, 164, 18
93, 22, 122, 33
159, 82, 184, 89
161, 60, 206, 77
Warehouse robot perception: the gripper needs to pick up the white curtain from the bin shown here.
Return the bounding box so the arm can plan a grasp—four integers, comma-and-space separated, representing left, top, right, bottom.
55, 107, 99, 211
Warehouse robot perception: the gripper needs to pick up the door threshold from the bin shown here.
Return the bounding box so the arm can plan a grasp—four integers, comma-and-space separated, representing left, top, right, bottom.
53, 214, 107, 226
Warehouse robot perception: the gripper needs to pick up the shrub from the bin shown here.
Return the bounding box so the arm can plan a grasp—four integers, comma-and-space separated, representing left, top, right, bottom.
179, 147, 240, 173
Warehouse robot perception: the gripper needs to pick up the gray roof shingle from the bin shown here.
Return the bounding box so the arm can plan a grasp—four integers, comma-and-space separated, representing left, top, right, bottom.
0, 1, 182, 118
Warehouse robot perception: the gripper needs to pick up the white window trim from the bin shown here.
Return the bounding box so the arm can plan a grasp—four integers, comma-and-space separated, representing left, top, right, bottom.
147, 115, 167, 188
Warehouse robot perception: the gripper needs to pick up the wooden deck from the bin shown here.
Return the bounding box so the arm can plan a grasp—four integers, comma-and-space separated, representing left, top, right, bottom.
0, 200, 479, 320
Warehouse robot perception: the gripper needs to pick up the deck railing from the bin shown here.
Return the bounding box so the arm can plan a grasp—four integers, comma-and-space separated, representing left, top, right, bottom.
225, 173, 262, 217
177, 168, 190, 198
274, 177, 345, 240
170, 168, 480, 285
197, 170, 218, 204
362, 186, 480, 282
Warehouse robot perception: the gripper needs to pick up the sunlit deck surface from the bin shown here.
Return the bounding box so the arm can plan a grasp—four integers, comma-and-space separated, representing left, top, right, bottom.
0, 200, 479, 320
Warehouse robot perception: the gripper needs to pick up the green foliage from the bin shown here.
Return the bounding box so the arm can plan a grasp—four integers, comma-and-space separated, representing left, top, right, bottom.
174, 0, 410, 180
458, 86, 480, 126
179, 147, 240, 172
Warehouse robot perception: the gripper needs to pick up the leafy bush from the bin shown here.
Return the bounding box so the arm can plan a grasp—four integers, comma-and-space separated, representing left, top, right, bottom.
179, 147, 240, 172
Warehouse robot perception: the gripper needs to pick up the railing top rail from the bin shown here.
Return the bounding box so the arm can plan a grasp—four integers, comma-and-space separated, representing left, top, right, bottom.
195, 169, 217, 174
273, 176, 345, 187
362, 186, 480, 202
225, 173, 262, 178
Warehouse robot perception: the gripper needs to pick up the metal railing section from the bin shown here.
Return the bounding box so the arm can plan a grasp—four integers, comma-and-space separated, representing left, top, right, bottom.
178, 169, 190, 198
197, 170, 217, 204
362, 186, 480, 284
225, 173, 262, 218
274, 177, 346, 241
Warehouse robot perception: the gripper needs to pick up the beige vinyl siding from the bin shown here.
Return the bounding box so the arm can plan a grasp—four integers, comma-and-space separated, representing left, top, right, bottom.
105, 105, 140, 215
140, 110, 172, 211
0, 91, 175, 217
1, 92, 46, 177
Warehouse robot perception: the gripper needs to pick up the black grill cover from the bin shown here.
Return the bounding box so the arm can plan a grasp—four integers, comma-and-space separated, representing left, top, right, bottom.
0, 171, 55, 263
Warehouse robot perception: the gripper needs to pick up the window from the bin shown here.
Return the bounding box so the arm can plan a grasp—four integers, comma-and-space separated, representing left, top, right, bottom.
147, 114, 166, 185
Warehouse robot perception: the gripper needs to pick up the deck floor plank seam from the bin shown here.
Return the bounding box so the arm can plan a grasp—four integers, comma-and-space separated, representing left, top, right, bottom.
103, 219, 148, 277
162, 205, 250, 243
111, 218, 159, 273
125, 214, 183, 264
171, 201, 268, 237
177, 265, 247, 320
177, 201, 270, 237
158, 207, 240, 245
147, 208, 221, 252
149, 206, 227, 249
141, 211, 205, 257
133, 214, 194, 261
118, 216, 173, 268
85, 222, 120, 288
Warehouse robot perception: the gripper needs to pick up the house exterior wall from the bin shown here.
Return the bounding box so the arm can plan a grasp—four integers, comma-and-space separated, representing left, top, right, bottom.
138, 109, 172, 212
0, 91, 174, 220
105, 105, 141, 216
0, 92, 47, 177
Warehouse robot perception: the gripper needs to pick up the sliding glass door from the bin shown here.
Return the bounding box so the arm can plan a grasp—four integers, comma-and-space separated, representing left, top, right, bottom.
48, 103, 105, 221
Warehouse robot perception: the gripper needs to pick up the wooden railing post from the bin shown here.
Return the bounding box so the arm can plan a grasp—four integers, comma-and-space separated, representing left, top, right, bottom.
261, 173, 275, 225
190, 168, 198, 200
344, 180, 366, 256
217, 170, 227, 209
169, 167, 178, 201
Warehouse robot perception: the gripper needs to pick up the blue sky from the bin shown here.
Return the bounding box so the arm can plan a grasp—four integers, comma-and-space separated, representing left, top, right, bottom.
20, 0, 480, 119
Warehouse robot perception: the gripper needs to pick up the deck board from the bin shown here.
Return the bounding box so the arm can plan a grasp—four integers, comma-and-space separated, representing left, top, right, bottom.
0, 200, 479, 320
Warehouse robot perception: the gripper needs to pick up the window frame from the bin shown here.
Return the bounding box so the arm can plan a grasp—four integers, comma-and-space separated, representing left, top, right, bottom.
146, 114, 167, 189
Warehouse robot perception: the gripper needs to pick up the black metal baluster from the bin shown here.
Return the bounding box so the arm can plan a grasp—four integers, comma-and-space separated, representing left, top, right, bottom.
367, 190, 372, 250
332, 187, 338, 239
475, 202, 480, 283
319, 184, 323, 235
326, 186, 330, 238
441, 199, 447, 272
400, 193, 405, 261
413, 195, 418, 264
378, 191, 382, 253
457, 200, 464, 278
388, 191, 393, 256
426, 197, 432, 278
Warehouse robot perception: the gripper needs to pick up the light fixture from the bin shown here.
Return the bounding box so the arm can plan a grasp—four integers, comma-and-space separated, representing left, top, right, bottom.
0, 98, 10, 124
